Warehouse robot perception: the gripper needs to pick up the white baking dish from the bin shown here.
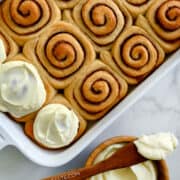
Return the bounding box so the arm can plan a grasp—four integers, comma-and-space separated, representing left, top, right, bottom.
0, 50, 179, 167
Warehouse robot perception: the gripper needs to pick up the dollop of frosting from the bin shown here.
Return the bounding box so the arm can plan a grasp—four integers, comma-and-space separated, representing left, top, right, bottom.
33, 104, 79, 149
91, 144, 157, 180
134, 133, 178, 160
0, 61, 46, 118
0, 39, 6, 63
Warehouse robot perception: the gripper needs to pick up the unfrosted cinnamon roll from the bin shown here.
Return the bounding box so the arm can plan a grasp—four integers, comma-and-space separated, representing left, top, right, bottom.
64, 61, 128, 121
0, 27, 19, 59
122, 0, 156, 18
55, 0, 80, 9
100, 26, 165, 85
25, 94, 87, 149
136, 0, 180, 53
5, 54, 56, 122
0, 0, 61, 45
64, 0, 132, 51
23, 21, 95, 89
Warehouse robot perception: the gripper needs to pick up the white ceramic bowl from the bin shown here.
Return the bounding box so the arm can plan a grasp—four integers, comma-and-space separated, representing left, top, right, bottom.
0, 50, 179, 167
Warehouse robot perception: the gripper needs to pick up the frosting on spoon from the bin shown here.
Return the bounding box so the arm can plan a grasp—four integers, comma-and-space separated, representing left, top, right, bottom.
134, 132, 178, 160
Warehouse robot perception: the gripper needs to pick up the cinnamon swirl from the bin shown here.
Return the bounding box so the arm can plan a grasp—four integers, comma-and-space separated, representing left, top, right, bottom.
23, 21, 95, 89
100, 26, 165, 85
0, 0, 61, 45
64, 61, 128, 121
64, 0, 132, 51
136, 0, 180, 53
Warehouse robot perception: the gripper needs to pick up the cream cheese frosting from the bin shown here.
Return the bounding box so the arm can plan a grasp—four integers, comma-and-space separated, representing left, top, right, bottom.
0, 61, 46, 118
0, 39, 6, 63
134, 132, 178, 160
33, 104, 79, 149
91, 144, 158, 180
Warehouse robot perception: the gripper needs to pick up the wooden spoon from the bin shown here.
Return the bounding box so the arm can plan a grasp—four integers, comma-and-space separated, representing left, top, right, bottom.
42, 143, 147, 180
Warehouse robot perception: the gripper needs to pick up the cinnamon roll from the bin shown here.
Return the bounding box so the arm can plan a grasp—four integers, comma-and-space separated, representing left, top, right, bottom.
5, 54, 56, 122
64, 0, 132, 51
25, 94, 87, 149
100, 26, 165, 85
55, 0, 80, 9
0, 27, 19, 59
64, 61, 128, 121
0, 0, 61, 46
23, 21, 95, 89
136, 0, 180, 53
122, 0, 156, 18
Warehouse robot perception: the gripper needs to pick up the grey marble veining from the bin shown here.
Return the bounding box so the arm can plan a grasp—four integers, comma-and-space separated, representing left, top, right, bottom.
0, 64, 180, 180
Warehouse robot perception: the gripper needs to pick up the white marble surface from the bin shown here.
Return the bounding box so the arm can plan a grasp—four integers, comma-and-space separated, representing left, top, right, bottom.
0, 63, 180, 180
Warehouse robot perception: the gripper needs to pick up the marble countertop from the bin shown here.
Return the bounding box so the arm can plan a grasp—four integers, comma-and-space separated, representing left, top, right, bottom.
0, 62, 180, 180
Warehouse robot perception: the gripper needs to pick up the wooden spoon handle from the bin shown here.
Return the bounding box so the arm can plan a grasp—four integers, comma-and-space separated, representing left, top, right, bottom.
43, 167, 99, 180
42, 152, 139, 180
42, 143, 146, 180
42, 168, 84, 180
42, 162, 114, 180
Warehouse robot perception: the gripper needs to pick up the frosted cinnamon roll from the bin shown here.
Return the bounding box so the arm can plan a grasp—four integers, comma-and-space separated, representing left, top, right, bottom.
0, 0, 60, 45
23, 21, 95, 89
55, 0, 80, 9
25, 95, 87, 149
122, 0, 156, 18
0, 27, 19, 59
4, 54, 56, 122
64, 0, 132, 51
136, 0, 180, 53
0, 60, 46, 118
100, 26, 165, 85
64, 61, 128, 121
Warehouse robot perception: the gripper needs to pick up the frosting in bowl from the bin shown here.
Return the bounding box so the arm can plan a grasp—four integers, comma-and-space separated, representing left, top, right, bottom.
134, 132, 178, 160
0, 61, 46, 118
90, 144, 157, 180
0, 39, 6, 63
33, 104, 79, 149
